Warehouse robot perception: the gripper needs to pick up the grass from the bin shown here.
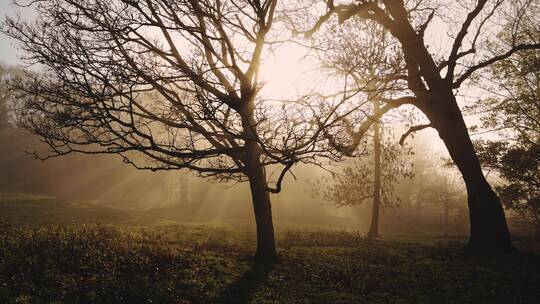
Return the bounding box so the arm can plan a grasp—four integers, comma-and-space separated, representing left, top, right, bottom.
1, 193, 540, 303
1, 223, 539, 304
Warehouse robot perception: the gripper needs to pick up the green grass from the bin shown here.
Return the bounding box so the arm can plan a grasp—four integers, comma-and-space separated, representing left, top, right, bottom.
1, 223, 539, 304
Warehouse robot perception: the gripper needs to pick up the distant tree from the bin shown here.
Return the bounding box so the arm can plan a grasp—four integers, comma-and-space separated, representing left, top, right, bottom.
311, 128, 413, 238
0, 64, 18, 129
309, 18, 409, 239
297, 0, 540, 254
369, 97, 382, 239
421, 173, 467, 236
165, 172, 191, 206
403, 151, 437, 221
392, 150, 468, 234
2, 0, 335, 262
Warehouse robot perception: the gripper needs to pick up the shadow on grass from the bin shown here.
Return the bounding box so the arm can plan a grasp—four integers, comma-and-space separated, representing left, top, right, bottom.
214, 262, 274, 304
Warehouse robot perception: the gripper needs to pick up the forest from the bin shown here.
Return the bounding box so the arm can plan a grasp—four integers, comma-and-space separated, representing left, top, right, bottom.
0, 0, 539, 303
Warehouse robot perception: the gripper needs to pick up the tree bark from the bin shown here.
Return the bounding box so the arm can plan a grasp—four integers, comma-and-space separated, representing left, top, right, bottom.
419, 95, 513, 254
368, 98, 381, 239
246, 142, 278, 263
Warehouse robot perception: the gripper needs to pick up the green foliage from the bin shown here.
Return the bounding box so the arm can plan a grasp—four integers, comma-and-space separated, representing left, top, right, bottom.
1, 223, 539, 304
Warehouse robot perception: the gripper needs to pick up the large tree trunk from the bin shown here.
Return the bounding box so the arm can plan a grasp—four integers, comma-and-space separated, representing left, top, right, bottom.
368, 98, 381, 239
420, 96, 513, 254
246, 142, 277, 263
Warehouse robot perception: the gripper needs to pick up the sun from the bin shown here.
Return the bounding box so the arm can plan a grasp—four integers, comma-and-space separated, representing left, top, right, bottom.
259, 42, 318, 100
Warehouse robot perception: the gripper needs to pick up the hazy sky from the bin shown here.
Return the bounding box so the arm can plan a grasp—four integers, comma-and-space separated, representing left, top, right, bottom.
0, 0, 38, 64
0, 0, 486, 153
0, 1, 18, 64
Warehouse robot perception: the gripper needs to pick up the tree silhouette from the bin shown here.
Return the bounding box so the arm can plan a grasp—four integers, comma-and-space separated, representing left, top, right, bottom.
422, 173, 467, 236
0, 64, 18, 130
299, 0, 540, 254
2, 0, 336, 262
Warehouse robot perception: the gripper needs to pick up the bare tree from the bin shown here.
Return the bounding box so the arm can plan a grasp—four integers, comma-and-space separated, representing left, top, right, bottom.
297, 0, 540, 254
2, 0, 335, 262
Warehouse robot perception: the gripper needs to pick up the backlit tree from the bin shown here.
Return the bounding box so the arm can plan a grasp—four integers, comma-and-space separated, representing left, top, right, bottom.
2, 0, 336, 262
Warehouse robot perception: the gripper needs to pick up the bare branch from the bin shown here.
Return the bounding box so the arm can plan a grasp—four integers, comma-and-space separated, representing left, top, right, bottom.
399, 123, 433, 145
445, 0, 488, 81
266, 161, 294, 194
453, 43, 540, 88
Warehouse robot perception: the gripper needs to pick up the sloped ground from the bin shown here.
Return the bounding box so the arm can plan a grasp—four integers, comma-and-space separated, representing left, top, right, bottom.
1, 223, 539, 304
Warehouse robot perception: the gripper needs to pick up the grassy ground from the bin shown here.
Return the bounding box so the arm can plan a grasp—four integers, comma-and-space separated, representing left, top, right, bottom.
1, 224, 540, 304
1, 194, 540, 303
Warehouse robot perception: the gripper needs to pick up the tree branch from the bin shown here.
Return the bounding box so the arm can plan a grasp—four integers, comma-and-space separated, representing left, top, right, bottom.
453, 43, 540, 88
266, 161, 294, 194
324, 96, 417, 156
445, 0, 488, 81
399, 123, 432, 145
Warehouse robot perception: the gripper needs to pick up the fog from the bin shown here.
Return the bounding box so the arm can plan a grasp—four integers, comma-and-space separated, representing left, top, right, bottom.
0, 0, 536, 252
0, 122, 481, 237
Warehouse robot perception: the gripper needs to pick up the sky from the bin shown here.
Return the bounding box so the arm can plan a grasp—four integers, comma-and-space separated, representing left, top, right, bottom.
1, 0, 38, 64
0, 0, 475, 159
0, 0, 497, 224
0, 0, 18, 64
0, 1, 310, 94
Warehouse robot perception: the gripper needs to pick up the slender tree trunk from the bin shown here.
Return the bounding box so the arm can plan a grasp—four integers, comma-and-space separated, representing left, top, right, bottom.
368, 98, 381, 239
420, 96, 513, 254
443, 200, 449, 237
246, 142, 277, 263
443, 178, 449, 236
416, 187, 422, 220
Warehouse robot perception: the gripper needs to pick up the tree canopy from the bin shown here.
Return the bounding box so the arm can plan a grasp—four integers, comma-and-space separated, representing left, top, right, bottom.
471, 22, 540, 230
1, 0, 341, 262
293, 0, 540, 253
3, 0, 336, 184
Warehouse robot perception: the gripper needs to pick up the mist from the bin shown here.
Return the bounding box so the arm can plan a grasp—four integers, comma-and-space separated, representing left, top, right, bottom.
1, 0, 539, 302
0, 121, 481, 237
